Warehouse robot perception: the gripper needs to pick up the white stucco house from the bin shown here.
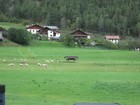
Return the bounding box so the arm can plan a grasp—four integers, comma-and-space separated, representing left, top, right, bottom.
38, 26, 61, 40
26, 24, 43, 34
105, 35, 120, 44
26, 24, 61, 40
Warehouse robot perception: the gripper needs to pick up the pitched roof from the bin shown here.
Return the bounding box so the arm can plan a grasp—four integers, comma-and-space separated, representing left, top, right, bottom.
71, 29, 90, 37
105, 35, 120, 40
44, 26, 58, 30
26, 24, 43, 29
74, 103, 120, 105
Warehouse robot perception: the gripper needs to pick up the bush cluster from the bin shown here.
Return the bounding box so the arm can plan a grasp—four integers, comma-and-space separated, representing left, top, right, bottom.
93, 35, 118, 49
63, 34, 75, 47
7, 28, 32, 45
118, 37, 140, 50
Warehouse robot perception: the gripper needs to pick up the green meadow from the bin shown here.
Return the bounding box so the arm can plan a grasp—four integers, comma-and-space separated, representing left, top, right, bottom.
0, 41, 140, 105
0, 22, 25, 30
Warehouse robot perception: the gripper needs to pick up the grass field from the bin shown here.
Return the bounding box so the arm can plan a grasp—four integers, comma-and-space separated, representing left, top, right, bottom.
0, 22, 25, 29
0, 41, 140, 105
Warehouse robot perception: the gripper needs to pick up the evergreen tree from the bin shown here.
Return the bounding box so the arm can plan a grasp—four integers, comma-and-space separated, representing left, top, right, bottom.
0, 0, 139, 37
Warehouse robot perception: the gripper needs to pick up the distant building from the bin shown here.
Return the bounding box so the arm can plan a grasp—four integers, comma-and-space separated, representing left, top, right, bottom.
26, 24, 43, 34
0, 27, 6, 41
38, 26, 61, 40
26, 24, 61, 40
134, 46, 140, 51
104, 35, 120, 44
71, 29, 91, 39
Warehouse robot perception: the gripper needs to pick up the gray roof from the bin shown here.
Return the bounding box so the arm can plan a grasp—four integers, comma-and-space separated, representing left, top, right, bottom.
74, 103, 120, 105
44, 26, 58, 30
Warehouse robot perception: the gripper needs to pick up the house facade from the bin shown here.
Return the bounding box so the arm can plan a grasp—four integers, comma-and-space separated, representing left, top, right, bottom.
71, 29, 91, 39
39, 26, 60, 40
26, 24, 43, 34
104, 35, 120, 44
26, 24, 61, 40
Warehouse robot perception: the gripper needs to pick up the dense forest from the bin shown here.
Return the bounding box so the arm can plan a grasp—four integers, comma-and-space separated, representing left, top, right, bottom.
0, 0, 140, 37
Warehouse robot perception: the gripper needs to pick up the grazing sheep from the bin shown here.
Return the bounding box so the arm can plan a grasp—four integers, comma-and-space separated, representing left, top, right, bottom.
41, 64, 48, 67
50, 60, 54, 63
24, 63, 29, 66
19, 63, 24, 66
8, 63, 15, 66
37, 63, 42, 66
45, 60, 50, 63
3, 59, 6, 62
56, 60, 61, 63
19, 63, 29, 66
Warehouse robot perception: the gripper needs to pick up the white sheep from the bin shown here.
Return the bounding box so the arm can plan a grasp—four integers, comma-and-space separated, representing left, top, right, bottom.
45, 60, 50, 63
8, 63, 15, 66
50, 60, 54, 63
37, 63, 42, 66
24, 63, 29, 66
3, 59, 6, 62
20, 63, 24, 66
41, 64, 48, 67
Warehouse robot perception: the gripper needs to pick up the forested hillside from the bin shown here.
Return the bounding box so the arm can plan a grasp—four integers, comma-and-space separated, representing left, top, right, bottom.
0, 0, 140, 37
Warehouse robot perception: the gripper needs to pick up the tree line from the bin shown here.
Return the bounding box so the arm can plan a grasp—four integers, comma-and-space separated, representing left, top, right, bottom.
0, 0, 140, 37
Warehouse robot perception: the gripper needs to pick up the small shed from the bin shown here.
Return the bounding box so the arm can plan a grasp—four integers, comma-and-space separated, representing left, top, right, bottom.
74, 103, 120, 105
104, 35, 120, 44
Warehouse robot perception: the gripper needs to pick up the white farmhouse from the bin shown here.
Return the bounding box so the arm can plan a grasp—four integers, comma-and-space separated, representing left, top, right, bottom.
26, 24, 43, 34
105, 35, 120, 44
38, 26, 61, 40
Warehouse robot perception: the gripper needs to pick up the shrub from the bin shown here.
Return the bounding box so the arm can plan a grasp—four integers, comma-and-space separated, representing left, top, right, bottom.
118, 37, 140, 50
7, 28, 32, 45
79, 38, 93, 46
63, 34, 75, 47
93, 35, 118, 49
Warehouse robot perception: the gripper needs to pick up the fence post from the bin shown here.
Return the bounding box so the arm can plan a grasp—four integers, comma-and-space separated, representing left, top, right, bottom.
0, 84, 5, 105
